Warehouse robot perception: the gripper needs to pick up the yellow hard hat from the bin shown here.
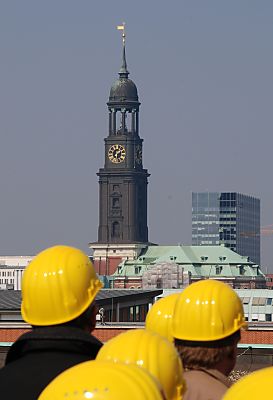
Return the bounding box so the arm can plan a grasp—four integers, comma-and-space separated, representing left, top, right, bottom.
97, 329, 185, 400
146, 293, 179, 342
21, 245, 103, 325
172, 280, 246, 342
38, 360, 164, 400
223, 367, 273, 399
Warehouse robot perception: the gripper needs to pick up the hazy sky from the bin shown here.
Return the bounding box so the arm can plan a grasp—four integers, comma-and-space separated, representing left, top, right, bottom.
1, 1, 273, 270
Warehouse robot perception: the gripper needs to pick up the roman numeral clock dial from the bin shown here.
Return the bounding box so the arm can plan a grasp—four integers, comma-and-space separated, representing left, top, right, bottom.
108, 144, 126, 163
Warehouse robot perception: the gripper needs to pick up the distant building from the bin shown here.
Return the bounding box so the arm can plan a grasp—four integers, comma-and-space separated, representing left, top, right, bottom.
0, 289, 163, 324
90, 30, 150, 273
0, 256, 33, 267
0, 266, 25, 290
265, 274, 273, 289
0, 257, 33, 291
112, 245, 266, 289
156, 288, 273, 323
192, 192, 260, 264
2, 289, 273, 372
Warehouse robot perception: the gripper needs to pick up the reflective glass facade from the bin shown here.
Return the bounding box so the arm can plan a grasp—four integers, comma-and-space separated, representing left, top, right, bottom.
192, 192, 260, 264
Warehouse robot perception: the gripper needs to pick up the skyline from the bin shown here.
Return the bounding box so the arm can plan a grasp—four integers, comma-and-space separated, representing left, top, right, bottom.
0, 1, 273, 270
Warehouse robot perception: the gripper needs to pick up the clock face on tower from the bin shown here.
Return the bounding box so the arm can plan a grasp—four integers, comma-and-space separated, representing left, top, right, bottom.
108, 144, 126, 163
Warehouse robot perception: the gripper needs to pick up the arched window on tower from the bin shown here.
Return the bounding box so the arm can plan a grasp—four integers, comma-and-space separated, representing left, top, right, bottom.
113, 185, 120, 194
112, 198, 120, 208
112, 222, 120, 238
117, 110, 128, 135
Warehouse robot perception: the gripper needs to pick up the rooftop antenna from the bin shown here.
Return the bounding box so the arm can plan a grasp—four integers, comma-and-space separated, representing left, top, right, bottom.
116, 22, 129, 77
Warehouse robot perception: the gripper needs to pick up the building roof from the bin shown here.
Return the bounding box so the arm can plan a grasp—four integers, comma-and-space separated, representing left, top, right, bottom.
0, 289, 163, 311
109, 78, 138, 102
113, 245, 264, 278
0, 291, 21, 310
0, 265, 25, 270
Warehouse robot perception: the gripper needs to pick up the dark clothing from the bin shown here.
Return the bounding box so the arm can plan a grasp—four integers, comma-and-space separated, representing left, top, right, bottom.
0, 326, 102, 400
184, 368, 231, 400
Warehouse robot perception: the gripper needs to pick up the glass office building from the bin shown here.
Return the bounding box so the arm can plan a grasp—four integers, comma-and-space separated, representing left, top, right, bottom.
192, 192, 260, 264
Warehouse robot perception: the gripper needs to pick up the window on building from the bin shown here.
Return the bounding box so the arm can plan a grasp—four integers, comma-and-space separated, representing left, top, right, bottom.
129, 306, 134, 322
267, 298, 273, 305
135, 267, 141, 274
135, 305, 140, 322
252, 297, 266, 306
239, 265, 245, 275
266, 314, 272, 322
252, 297, 259, 306
112, 198, 120, 208
258, 298, 266, 305
119, 308, 128, 322
215, 266, 223, 275
140, 304, 148, 322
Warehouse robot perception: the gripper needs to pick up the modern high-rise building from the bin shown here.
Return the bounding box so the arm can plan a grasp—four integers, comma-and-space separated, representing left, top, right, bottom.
192, 192, 260, 264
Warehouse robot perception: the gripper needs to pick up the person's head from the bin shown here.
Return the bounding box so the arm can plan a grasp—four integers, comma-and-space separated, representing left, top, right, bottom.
38, 360, 165, 400
223, 366, 273, 400
96, 328, 185, 400
21, 245, 103, 331
174, 331, 240, 376
172, 280, 247, 375
145, 293, 180, 342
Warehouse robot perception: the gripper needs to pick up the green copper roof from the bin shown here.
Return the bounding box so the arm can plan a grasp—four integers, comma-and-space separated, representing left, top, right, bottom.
113, 245, 264, 278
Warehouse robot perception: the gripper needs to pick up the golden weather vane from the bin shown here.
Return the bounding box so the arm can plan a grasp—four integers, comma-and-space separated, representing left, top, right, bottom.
116, 22, 126, 45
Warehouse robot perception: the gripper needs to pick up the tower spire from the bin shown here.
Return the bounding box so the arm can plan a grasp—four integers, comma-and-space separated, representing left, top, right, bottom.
117, 22, 129, 78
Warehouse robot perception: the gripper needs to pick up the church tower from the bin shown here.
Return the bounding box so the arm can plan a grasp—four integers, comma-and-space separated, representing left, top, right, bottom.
91, 26, 150, 275
98, 28, 149, 244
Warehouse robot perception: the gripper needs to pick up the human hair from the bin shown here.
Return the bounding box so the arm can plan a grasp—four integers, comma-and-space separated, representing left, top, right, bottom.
62, 302, 97, 331
174, 330, 240, 370
33, 302, 97, 332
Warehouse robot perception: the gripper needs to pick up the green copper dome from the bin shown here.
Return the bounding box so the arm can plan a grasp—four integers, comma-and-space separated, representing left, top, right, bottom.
109, 78, 138, 102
